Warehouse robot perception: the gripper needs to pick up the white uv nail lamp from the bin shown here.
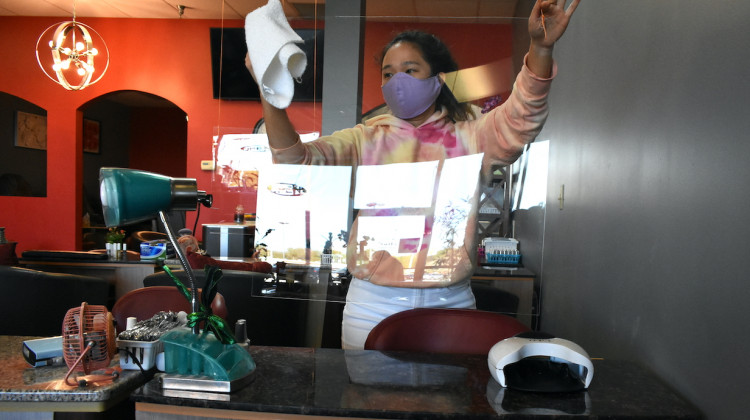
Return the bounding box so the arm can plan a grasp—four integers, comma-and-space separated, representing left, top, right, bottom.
488, 332, 594, 393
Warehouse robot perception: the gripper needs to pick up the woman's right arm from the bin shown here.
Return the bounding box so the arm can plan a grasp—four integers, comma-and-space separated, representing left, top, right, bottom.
245, 53, 301, 152
259, 96, 300, 150
244, 53, 363, 166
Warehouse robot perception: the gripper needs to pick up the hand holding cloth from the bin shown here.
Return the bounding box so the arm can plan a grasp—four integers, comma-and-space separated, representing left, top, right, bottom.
245, 0, 307, 109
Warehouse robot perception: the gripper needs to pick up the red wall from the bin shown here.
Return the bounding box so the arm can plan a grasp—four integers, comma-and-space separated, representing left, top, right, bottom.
360, 21, 513, 114
0, 16, 511, 253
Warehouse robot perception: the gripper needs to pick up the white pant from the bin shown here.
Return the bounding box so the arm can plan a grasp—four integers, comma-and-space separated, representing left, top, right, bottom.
341, 278, 476, 349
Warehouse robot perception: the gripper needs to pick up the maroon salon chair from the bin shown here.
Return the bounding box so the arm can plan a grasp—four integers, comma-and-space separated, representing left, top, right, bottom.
364, 308, 530, 355
111, 286, 228, 334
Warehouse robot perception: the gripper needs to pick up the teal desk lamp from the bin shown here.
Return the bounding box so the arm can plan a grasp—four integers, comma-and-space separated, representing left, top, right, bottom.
99, 168, 255, 393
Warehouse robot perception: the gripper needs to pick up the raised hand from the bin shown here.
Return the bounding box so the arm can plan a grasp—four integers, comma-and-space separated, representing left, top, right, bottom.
526, 0, 581, 77
529, 0, 581, 48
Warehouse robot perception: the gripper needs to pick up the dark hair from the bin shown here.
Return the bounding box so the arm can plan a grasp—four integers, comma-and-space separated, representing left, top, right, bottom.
381, 30, 474, 122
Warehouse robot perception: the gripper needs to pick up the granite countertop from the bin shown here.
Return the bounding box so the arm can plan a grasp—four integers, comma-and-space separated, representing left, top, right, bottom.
0, 336, 150, 407
132, 346, 702, 419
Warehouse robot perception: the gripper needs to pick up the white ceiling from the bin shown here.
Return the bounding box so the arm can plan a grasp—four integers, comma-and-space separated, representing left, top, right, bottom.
0, 0, 519, 23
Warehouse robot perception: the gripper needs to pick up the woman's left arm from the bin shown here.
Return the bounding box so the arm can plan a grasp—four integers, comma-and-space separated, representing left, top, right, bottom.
526, 0, 582, 78
467, 0, 580, 166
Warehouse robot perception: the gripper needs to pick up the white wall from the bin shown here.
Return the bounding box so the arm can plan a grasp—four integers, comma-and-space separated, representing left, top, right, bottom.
540, 1, 750, 419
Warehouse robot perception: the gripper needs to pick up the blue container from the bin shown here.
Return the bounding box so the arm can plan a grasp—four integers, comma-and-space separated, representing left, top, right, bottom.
486, 253, 521, 265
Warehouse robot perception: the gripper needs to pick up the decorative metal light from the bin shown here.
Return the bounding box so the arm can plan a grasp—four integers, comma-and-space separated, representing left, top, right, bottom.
35, 1, 109, 90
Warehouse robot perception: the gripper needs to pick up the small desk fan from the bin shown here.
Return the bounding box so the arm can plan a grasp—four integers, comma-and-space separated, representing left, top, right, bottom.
62, 302, 118, 387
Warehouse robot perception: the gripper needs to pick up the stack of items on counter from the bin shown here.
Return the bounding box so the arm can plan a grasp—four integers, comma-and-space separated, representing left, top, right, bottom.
481, 237, 521, 266
117, 311, 187, 371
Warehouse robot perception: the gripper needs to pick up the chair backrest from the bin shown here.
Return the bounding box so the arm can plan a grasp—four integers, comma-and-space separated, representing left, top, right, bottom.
364, 308, 530, 355
143, 270, 318, 347
111, 286, 228, 334
0, 266, 111, 336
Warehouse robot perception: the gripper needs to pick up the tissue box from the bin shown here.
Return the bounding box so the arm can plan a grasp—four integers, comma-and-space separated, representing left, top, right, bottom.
117, 339, 163, 370
482, 237, 518, 254
140, 240, 175, 260
482, 237, 520, 265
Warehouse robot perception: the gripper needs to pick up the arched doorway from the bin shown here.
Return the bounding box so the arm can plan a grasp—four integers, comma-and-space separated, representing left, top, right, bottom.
79, 90, 187, 250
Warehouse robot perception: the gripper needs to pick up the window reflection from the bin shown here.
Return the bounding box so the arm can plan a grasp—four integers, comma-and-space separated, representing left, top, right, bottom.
513, 140, 549, 211
353, 154, 483, 283
256, 163, 352, 266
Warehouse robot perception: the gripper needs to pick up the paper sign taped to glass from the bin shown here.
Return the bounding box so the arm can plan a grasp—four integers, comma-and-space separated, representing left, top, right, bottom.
214, 132, 319, 191
215, 133, 270, 191
255, 153, 484, 293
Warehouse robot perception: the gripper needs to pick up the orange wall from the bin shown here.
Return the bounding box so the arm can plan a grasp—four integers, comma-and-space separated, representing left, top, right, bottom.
0, 16, 511, 253
0, 16, 316, 252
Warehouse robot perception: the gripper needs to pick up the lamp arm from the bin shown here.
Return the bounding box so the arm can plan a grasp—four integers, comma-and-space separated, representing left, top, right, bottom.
159, 210, 199, 334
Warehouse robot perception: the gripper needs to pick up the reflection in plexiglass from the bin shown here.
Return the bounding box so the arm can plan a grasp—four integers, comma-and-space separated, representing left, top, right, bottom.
215, 132, 320, 192
255, 154, 483, 287
256, 163, 352, 267
351, 154, 483, 286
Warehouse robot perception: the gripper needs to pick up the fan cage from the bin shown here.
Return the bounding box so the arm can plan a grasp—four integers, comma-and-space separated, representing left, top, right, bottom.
62, 303, 116, 373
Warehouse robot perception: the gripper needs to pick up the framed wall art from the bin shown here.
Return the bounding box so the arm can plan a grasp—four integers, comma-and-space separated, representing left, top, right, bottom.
15, 111, 47, 150
83, 118, 100, 154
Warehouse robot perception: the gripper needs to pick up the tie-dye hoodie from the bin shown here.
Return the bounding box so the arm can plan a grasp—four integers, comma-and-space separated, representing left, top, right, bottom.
271, 57, 556, 287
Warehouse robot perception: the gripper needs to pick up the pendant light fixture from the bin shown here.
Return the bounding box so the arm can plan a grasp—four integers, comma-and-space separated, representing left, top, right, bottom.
35, 0, 109, 90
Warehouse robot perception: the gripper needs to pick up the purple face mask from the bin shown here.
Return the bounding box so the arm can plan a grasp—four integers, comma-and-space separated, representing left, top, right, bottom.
382, 72, 442, 119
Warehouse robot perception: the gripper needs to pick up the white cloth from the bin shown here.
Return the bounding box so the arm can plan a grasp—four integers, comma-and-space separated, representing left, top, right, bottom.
341, 278, 476, 349
245, 0, 307, 109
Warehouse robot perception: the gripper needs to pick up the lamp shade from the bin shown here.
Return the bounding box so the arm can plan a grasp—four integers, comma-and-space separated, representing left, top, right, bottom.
100, 168, 210, 227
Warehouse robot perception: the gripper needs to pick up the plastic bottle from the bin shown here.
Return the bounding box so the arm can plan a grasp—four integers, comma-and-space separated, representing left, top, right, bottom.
235, 319, 249, 348
234, 204, 244, 223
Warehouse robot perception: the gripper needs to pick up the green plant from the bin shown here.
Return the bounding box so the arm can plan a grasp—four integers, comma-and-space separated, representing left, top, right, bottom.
105, 227, 126, 243
254, 243, 268, 260
163, 264, 235, 344
322, 232, 333, 254
254, 228, 274, 261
